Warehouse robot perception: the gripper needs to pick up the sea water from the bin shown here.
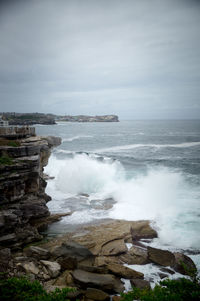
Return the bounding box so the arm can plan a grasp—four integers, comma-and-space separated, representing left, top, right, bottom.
36, 120, 200, 271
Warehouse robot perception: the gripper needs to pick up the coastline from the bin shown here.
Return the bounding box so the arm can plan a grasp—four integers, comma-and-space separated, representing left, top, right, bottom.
0, 125, 198, 299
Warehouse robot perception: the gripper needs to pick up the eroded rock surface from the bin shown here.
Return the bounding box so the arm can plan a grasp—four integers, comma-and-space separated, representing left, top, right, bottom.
0, 130, 61, 249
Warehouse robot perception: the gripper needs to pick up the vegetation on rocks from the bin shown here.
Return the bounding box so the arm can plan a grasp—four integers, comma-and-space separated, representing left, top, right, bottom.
0, 155, 14, 165
0, 139, 21, 147
121, 277, 200, 301
0, 277, 74, 301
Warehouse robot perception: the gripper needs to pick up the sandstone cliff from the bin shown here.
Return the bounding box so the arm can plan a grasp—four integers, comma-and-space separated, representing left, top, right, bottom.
0, 128, 61, 249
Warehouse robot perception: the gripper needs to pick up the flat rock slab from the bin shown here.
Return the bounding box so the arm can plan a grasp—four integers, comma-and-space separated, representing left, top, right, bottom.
107, 263, 144, 279
72, 269, 124, 294
147, 246, 175, 267
43, 220, 156, 257
51, 241, 93, 261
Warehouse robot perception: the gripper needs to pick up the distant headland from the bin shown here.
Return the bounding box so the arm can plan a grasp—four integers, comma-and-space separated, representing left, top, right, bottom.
0, 113, 119, 125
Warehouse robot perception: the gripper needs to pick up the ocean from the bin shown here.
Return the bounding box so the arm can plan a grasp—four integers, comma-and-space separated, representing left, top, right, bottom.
36, 120, 200, 273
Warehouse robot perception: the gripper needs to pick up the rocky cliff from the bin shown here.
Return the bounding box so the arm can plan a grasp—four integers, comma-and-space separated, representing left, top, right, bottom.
0, 128, 61, 249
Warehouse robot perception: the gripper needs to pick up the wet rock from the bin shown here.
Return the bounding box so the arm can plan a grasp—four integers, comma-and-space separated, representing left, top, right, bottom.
85, 288, 110, 300
147, 246, 175, 267
72, 269, 124, 293
40, 260, 61, 278
131, 223, 157, 241
24, 246, 50, 259
101, 239, 127, 256
51, 241, 93, 261
173, 252, 197, 275
32, 212, 72, 232
42, 220, 156, 259
120, 245, 148, 265
158, 273, 168, 279
160, 267, 175, 275
107, 263, 144, 279
130, 279, 151, 289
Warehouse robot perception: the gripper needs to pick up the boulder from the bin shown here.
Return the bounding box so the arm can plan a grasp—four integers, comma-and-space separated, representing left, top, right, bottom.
53, 270, 75, 287
120, 245, 148, 265
159, 267, 175, 275
107, 263, 144, 279
130, 279, 151, 289
57, 256, 77, 271
51, 241, 93, 261
94, 256, 120, 267
24, 246, 50, 259
131, 223, 157, 240
147, 247, 175, 267
85, 288, 110, 300
17, 261, 39, 275
101, 239, 127, 256
72, 269, 124, 293
40, 260, 61, 278
173, 252, 197, 275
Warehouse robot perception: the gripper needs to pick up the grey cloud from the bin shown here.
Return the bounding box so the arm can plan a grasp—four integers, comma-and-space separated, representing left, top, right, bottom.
0, 0, 200, 119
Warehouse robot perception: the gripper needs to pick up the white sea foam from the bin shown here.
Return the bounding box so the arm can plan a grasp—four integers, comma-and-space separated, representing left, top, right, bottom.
45, 154, 200, 251
62, 135, 93, 142
95, 141, 200, 153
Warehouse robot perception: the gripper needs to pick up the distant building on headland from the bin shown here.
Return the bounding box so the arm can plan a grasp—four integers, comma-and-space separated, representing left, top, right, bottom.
0, 115, 9, 127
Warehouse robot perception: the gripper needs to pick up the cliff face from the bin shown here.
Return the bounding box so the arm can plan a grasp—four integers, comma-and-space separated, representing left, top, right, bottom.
0, 130, 61, 249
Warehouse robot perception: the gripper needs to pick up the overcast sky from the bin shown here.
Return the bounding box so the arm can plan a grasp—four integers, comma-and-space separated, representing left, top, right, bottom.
0, 0, 200, 119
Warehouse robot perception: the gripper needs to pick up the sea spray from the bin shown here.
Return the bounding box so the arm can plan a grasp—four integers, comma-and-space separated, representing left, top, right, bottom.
45, 153, 200, 250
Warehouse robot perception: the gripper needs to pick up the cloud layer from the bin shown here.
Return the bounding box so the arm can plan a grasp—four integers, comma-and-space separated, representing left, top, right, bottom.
0, 0, 200, 119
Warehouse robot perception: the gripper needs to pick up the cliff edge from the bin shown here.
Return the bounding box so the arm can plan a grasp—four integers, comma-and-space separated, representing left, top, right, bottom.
0, 126, 61, 249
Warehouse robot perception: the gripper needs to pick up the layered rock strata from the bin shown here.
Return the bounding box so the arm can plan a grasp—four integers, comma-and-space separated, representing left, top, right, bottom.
0, 130, 61, 249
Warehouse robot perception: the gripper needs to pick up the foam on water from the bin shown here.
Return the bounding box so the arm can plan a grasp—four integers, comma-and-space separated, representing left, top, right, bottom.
45, 154, 200, 251
62, 135, 93, 142
95, 141, 200, 153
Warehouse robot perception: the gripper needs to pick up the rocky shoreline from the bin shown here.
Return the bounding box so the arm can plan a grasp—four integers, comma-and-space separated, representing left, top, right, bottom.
0, 127, 197, 300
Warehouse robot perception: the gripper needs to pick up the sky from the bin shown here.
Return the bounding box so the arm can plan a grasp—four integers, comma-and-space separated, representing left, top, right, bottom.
0, 0, 200, 119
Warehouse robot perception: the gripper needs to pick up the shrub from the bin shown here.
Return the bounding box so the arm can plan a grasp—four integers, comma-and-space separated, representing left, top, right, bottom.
121, 278, 200, 301
0, 277, 74, 301
0, 155, 14, 165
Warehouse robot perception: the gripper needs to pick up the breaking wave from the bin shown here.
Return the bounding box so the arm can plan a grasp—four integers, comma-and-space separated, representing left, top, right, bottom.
45, 153, 200, 250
